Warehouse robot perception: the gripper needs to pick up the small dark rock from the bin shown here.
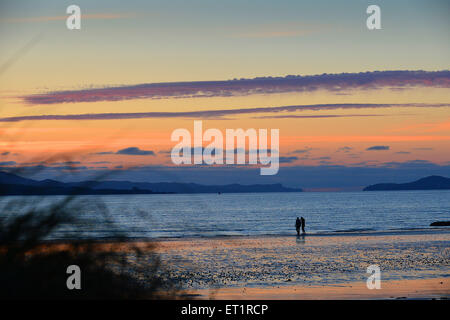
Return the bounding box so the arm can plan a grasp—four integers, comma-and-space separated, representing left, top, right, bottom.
430, 221, 450, 226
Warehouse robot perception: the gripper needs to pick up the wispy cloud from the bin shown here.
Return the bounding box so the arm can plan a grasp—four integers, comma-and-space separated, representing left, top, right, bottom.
20, 70, 450, 105
1, 13, 134, 23
49, 161, 81, 165
389, 120, 450, 133
95, 147, 155, 156
252, 114, 384, 119
1, 103, 448, 122
380, 159, 436, 168
279, 156, 299, 164
366, 145, 390, 151
413, 147, 433, 150
336, 146, 353, 153
116, 147, 155, 156
292, 147, 314, 154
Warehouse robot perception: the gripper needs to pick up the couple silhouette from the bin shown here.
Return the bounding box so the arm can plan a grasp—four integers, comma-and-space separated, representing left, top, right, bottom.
295, 217, 305, 236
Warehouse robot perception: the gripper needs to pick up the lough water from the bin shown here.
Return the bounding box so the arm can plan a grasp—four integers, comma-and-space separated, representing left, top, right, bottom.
1, 190, 449, 239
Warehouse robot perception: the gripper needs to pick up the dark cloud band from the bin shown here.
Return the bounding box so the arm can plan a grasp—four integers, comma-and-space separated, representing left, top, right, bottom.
1, 103, 448, 122
21, 70, 450, 105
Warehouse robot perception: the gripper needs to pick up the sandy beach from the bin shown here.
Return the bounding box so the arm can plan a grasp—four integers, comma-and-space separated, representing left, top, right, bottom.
153, 230, 450, 299
16, 229, 449, 299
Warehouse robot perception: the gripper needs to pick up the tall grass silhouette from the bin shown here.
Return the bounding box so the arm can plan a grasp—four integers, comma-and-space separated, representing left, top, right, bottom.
0, 174, 183, 299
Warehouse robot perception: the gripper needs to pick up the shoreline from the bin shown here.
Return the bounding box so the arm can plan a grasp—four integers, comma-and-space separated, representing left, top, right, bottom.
27, 226, 450, 244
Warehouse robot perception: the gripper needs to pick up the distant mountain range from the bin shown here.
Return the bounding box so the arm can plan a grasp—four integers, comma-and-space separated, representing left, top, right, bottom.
0, 171, 302, 195
363, 175, 450, 191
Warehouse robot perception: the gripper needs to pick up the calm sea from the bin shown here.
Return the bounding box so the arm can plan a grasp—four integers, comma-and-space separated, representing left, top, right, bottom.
1, 190, 449, 239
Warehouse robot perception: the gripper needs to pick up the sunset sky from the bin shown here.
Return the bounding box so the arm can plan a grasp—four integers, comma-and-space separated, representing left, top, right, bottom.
0, 0, 449, 189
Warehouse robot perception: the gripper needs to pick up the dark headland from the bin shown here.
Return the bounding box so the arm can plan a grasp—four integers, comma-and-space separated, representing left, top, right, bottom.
0, 171, 302, 195
363, 175, 450, 191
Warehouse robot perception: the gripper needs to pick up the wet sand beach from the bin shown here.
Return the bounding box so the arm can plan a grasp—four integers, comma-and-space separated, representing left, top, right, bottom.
17, 229, 449, 299
154, 229, 449, 299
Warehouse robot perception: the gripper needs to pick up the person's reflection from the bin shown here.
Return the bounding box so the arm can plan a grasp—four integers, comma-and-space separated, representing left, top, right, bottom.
296, 233, 306, 244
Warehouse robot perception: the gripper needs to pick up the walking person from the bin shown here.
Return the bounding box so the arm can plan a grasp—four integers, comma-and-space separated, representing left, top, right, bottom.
295, 217, 301, 236
300, 217, 306, 234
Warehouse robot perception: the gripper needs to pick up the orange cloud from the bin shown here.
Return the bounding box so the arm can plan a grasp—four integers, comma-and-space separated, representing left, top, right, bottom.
1, 13, 134, 23
281, 135, 450, 143
389, 120, 450, 133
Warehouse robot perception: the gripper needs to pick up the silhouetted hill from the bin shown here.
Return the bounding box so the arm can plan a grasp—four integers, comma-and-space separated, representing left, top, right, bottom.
0, 171, 164, 195
0, 171, 38, 185
0, 171, 302, 195
67, 180, 302, 193
0, 183, 157, 196
363, 175, 450, 191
